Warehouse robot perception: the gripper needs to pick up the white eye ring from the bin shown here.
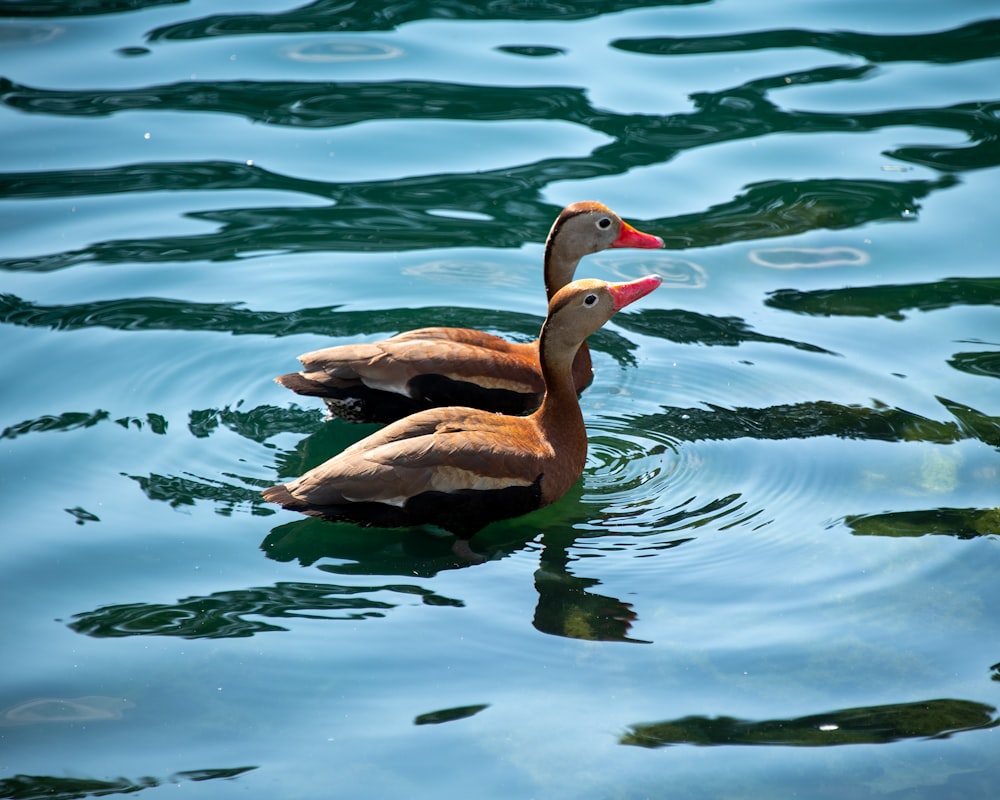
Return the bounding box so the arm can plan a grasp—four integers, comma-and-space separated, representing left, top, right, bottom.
584, 293, 598, 306
597, 216, 612, 230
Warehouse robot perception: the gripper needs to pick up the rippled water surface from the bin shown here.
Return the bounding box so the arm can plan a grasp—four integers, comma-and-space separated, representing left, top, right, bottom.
2, 1, 999, 798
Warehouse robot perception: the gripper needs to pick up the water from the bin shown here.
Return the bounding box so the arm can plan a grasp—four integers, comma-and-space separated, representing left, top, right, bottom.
1, 1, 999, 797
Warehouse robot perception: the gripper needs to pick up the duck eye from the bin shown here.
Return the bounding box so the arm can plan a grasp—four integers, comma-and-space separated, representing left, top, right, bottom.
597, 217, 612, 230
584, 293, 598, 306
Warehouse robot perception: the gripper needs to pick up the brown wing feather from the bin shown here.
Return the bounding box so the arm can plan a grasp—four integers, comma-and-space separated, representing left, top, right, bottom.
388, 326, 521, 350
295, 336, 543, 397
280, 408, 549, 508
296, 342, 384, 380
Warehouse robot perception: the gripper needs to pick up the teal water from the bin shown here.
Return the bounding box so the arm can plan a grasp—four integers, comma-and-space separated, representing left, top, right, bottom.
2, 1, 999, 798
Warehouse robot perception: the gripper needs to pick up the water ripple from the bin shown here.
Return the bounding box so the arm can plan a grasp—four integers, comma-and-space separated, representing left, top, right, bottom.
580, 416, 767, 537
283, 39, 403, 62
749, 246, 870, 269
589, 254, 707, 289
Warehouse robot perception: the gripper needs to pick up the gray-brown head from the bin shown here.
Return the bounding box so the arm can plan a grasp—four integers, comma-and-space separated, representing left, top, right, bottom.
543, 202, 664, 299
539, 275, 663, 371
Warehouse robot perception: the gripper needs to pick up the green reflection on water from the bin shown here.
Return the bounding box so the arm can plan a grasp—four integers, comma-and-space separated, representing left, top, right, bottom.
612, 18, 1000, 65
0, 767, 256, 800
68, 581, 463, 639
414, 703, 489, 726
845, 507, 1000, 539
622, 698, 999, 747
3, 44, 994, 270
628, 398, 998, 446
767, 278, 1000, 320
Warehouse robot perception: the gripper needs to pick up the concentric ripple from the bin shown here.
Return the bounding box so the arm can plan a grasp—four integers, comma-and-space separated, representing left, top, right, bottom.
577, 404, 842, 559
588, 254, 707, 289
580, 416, 754, 537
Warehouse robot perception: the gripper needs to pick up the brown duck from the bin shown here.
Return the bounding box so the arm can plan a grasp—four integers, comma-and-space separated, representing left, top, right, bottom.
274, 202, 663, 422
262, 275, 662, 560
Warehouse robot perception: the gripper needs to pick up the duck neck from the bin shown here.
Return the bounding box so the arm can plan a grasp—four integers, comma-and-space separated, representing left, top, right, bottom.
543, 237, 581, 302
535, 328, 587, 452
544, 240, 592, 379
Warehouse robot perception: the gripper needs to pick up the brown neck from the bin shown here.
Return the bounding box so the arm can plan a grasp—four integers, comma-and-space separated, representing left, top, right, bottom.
543, 230, 582, 301
543, 230, 592, 387
571, 341, 592, 392
535, 329, 588, 474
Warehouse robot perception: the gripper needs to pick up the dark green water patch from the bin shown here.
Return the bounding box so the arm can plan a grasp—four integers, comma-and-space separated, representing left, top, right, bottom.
630, 398, 996, 445
414, 704, 489, 725
143, 0, 710, 41
0, 768, 256, 800
612, 18, 1000, 65
68, 581, 462, 639
0, 160, 332, 201
122, 470, 274, 515
262, 517, 473, 577
621, 698, 999, 747
0, 173, 955, 272
496, 45, 566, 57
614, 307, 835, 353
1, 0, 184, 16
532, 562, 650, 643
189, 404, 325, 443
844, 506, 1000, 539
1, 409, 111, 440
948, 350, 1000, 380
1, 410, 167, 441
65, 506, 101, 525
766, 278, 1000, 319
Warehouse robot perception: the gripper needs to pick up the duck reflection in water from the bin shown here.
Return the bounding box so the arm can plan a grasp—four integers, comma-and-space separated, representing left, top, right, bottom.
260, 505, 649, 644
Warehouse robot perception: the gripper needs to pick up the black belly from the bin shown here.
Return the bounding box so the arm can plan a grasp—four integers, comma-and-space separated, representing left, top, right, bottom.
305, 474, 544, 539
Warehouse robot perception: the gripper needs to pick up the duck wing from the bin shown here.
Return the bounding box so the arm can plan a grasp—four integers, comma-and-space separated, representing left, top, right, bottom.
282, 411, 548, 509
293, 336, 543, 397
